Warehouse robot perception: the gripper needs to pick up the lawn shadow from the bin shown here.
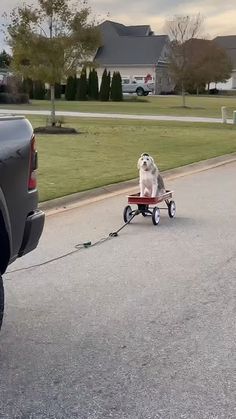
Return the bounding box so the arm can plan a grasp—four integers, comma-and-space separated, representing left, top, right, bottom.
170, 106, 206, 110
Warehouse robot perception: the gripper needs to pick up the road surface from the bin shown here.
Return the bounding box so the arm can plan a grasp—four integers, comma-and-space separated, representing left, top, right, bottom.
1, 162, 236, 419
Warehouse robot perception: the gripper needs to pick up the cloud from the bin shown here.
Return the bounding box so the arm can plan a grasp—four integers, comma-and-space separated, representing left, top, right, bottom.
206, 9, 236, 38
1, 0, 236, 50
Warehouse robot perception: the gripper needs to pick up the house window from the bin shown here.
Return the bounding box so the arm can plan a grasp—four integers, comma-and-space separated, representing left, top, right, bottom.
134, 76, 145, 82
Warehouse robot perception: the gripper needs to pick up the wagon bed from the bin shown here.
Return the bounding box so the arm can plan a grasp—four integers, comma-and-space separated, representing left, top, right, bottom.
123, 190, 176, 226
127, 190, 173, 205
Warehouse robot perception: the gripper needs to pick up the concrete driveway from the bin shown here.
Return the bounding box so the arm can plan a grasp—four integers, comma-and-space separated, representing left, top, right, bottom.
1, 162, 236, 419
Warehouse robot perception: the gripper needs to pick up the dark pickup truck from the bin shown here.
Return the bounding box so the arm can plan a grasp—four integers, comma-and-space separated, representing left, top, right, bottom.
0, 115, 45, 330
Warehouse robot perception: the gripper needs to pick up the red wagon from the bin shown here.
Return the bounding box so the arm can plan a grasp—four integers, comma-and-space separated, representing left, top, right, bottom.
123, 191, 176, 226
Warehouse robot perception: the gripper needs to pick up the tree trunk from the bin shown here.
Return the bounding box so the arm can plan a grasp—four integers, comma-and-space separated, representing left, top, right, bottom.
181, 81, 186, 107
50, 84, 56, 126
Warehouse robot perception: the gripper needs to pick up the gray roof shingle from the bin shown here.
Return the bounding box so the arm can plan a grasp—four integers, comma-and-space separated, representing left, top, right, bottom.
214, 35, 236, 67
95, 21, 169, 66
111, 22, 151, 36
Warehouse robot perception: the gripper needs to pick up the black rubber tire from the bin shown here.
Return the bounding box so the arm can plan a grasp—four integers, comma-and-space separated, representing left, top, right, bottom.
168, 200, 176, 218
0, 275, 4, 332
152, 207, 160, 225
136, 87, 144, 96
123, 205, 133, 223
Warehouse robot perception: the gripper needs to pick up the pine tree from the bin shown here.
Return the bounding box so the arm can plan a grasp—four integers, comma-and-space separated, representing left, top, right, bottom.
100, 68, 110, 101
75, 77, 80, 100
92, 69, 99, 100
88, 68, 99, 100
33, 80, 45, 99
65, 75, 76, 100
110, 71, 123, 101
77, 67, 87, 100
107, 71, 111, 99
88, 68, 93, 99
22, 78, 34, 99
55, 83, 61, 99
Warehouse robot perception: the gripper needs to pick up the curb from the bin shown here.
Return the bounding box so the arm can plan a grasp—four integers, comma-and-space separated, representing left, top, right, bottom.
39, 152, 236, 215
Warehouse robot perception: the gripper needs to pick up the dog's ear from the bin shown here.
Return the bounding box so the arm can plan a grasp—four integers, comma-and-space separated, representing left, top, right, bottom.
137, 157, 141, 170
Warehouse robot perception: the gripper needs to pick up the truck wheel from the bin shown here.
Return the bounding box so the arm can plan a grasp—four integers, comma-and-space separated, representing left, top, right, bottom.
0, 275, 4, 331
136, 87, 144, 96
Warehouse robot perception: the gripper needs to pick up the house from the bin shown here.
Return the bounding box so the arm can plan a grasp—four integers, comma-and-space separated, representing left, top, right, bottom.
0, 68, 11, 86
211, 35, 236, 90
94, 20, 173, 94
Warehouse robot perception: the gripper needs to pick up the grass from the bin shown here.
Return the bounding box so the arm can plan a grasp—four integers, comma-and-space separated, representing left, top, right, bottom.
26, 115, 236, 202
1, 95, 236, 118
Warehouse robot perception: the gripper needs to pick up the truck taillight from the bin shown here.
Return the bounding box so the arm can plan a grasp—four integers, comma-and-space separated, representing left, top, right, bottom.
28, 135, 38, 190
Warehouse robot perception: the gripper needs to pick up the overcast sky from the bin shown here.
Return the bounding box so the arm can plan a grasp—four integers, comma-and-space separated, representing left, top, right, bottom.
1, 0, 236, 50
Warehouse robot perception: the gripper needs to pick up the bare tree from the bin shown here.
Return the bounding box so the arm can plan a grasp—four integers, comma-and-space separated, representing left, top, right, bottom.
165, 14, 203, 106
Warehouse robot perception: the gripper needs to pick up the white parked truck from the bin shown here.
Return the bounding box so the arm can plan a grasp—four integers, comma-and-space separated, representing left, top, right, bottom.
122, 79, 154, 96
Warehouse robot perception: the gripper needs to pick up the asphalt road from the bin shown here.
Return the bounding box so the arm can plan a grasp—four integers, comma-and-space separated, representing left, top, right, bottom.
1, 163, 236, 419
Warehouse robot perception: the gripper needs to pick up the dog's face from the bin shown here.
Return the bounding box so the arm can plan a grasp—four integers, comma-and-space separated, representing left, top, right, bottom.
137, 153, 155, 171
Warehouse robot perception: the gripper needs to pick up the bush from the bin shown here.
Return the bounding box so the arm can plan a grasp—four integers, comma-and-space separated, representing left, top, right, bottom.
77, 68, 87, 100
65, 76, 76, 100
22, 78, 34, 99
0, 84, 8, 94
75, 78, 80, 100
0, 92, 29, 104
110, 71, 123, 101
0, 93, 13, 103
33, 80, 45, 99
55, 83, 62, 99
160, 91, 176, 95
17, 93, 30, 103
88, 69, 99, 100
209, 88, 219, 95
99, 68, 110, 101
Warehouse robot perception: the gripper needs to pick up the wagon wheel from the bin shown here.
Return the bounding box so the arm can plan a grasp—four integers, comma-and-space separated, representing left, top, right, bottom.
123, 205, 133, 223
168, 200, 176, 218
152, 207, 160, 225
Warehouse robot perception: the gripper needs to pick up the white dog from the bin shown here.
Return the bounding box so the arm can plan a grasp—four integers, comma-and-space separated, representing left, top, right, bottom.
137, 153, 165, 197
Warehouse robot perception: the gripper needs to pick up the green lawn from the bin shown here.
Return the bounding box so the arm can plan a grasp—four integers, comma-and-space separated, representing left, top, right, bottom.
1, 95, 236, 118
27, 115, 236, 202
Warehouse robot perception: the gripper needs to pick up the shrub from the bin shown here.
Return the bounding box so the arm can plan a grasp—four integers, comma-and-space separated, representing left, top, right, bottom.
65, 76, 76, 100
77, 68, 87, 100
110, 71, 123, 101
209, 88, 219, 95
88, 68, 99, 100
55, 83, 62, 99
0, 92, 29, 103
33, 80, 45, 99
99, 68, 110, 101
22, 78, 34, 99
